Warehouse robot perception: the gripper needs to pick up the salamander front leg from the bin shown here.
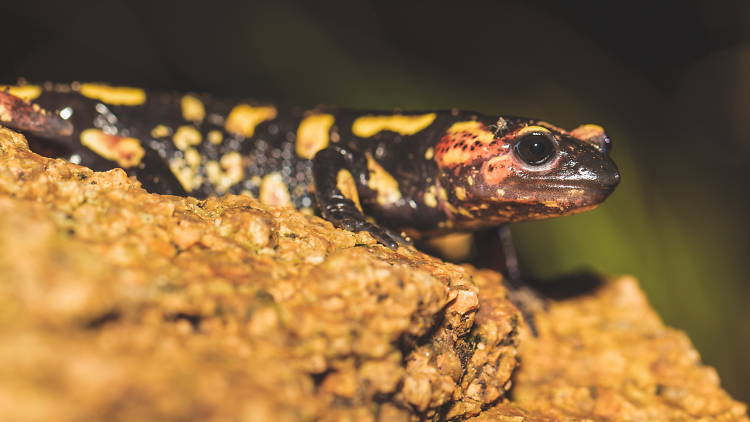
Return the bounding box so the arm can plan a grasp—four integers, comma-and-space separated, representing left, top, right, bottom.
497, 225, 544, 335
313, 147, 406, 249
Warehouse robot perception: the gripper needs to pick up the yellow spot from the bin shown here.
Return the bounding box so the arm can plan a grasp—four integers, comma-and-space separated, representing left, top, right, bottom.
80, 128, 144, 168
454, 186, 467, 201
181, 94, 205, 122
296, 113, 334, 159
0, 84, 42, 101
467, 175, 475, 186
423, 188, 438, 208
259, 172, 291, 207
570, 124, 607, 149
496, 188, 505, 198
424, 147, 434, 160
169, 157, 203, 193
443, 201, 458, 215
457, 207, 474, 218
207, 130, 224, 145
173, 125, 202, 150
571, 124, 604, 138
365, 153, 402, 206
168, 139, 205, 192
336, 169, 362, 212
150, 124, 171, 138
184, 148, 202, 168
206, 162, 220, 181
543, 200, 562, 209
206, 152, 245, 194
79, 83, 146, 106
438, 187, 448, 201
352, 113, 436, 138
225, 104, 277, 137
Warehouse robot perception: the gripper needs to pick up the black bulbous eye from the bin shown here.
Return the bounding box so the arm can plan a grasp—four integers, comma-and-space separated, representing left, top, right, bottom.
514, 133, 556, 166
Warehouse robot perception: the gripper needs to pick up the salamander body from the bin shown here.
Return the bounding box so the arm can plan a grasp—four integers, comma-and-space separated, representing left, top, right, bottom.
0, 82, 620, 247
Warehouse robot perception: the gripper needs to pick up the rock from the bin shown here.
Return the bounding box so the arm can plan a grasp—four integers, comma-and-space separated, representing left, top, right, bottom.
0, 126, 745, 421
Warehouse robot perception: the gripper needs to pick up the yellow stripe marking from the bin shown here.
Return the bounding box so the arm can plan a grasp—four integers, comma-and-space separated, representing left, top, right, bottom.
79, 83, 146, 106
80, 128, 144, 168
0, 85, 42, 101
336, 169, 362, 212
352, 113, 436, 138
296, 113, 334, 159
225, 104, 277, 137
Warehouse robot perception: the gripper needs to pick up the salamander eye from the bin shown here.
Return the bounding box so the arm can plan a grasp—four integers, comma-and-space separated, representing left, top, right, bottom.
513, 132, 556, 166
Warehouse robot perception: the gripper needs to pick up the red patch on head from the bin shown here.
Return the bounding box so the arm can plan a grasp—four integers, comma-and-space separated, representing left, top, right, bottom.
480, 154, 514, 186
434, 121, 507, 170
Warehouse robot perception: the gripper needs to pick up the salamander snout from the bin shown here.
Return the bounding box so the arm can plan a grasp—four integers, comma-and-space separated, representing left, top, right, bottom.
563, 125, 620, 194
577, 154, 620, 191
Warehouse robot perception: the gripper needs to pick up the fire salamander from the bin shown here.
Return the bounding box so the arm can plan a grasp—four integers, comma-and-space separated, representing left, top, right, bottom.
0, 82, 620, 249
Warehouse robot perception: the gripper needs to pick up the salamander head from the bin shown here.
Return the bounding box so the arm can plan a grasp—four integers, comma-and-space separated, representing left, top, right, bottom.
433, 115, 619, 230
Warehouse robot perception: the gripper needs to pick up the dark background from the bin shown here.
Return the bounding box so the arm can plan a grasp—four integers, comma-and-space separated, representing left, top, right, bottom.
2, 0, 748, 403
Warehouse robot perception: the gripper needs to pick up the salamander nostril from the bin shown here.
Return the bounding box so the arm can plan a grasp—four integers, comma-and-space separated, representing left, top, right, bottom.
606, 171, 621, 188
601, 167, 621, 189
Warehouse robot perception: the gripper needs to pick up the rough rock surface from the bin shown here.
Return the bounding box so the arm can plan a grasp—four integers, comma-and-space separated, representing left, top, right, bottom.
0, 126, 746, 422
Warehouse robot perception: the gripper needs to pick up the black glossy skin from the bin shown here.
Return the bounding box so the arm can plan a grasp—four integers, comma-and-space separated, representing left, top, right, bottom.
0, 83, 620, 248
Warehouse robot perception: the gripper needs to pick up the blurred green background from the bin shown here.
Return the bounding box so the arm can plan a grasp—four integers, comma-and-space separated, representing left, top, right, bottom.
1, 0, 748, 403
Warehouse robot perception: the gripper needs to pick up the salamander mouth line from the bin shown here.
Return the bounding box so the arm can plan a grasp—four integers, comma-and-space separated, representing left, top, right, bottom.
530, 183, 616, 192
